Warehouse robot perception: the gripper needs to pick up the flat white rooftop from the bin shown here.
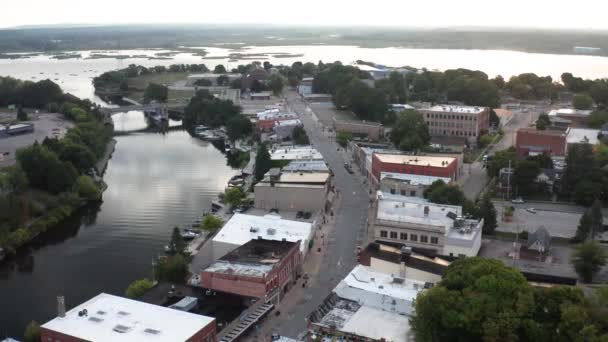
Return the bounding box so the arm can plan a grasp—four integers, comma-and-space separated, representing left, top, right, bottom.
270, 145, 323, 161
375, 153, 456, 168
341, 305, 411, 342
376, 192, 461, 231
275, 119, 302, 127
41, 293, 214, 342
212, 213, 312, 254
257, 112, 296, 121
566, 128, 600, 145
335, 265, 425, 315
381, 172, 451, 186
548, 108, 592, 116
425, 105, 486, 114
283, 160, 329, 172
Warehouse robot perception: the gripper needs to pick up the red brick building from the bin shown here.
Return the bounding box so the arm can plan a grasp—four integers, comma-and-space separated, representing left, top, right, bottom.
371, 153, 459, 185
256, 113, 298, 132
41, 293, 216, 342
516, 128, 567, 156
201, 239, 301, 303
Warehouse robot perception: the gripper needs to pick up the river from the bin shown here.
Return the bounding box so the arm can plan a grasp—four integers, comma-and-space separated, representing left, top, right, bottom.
1, 44, 608, 338
0, 112, 237, 337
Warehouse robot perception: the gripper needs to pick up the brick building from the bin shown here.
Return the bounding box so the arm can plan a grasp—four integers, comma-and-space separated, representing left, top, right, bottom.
419, 105, 490, 145
201, 239, 301, 303
41, 293, 216, 342
332, 118, 384, 141
256, 113, 298, 132
516, 128, 567, 156
371, 153, 459, 186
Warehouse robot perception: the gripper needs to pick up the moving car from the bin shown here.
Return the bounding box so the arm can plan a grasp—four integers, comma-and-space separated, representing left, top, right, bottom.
511, 197, 525, 204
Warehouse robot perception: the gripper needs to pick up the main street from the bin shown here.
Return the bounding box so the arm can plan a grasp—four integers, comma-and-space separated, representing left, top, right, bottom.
263, 91, 370, 337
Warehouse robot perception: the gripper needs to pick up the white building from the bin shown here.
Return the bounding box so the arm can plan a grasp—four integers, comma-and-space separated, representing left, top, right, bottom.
374, 192, 483, 257
308, 265, 425, 341
273, 119, 303, 141
566, 127, 600, 148
380, 172, 451, 198
270, 145, 323, 162
40, 293, 216, 342
283, 160, 329, 173
211, 213, 313, 260
297, 77, 314, 96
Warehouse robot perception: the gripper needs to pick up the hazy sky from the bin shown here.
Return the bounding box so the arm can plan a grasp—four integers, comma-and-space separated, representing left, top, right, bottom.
1, 0, 607, 29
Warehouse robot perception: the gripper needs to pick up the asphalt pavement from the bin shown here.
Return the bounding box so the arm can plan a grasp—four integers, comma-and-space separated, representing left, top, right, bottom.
271, 91, 370, 337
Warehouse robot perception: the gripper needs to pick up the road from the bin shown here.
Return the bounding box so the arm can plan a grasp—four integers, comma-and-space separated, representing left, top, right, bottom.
460, 106, 541, 200
268, 90, 369, 337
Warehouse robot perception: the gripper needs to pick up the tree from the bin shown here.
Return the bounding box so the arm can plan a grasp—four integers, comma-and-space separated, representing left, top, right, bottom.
536, 113, 551, 130
17, 106, 28, 121
336, 132, 352, 147
201, 215, 223, 232
411, 258, 536, 342
73, 175, 101, 201
575, 211, 593, 242
169, 226, 186, 255
2, 165, 28, 193
572, 93, 594, 110
513, 160, 541, 196
292, 126, 309, 145
590, 199, 604, 238
213, 64, 227, 74
268, 74, 285, 95
143, 83, 168, 103
254, 144, 272, 182
216, 75, 229, 86
390, 109, 430, 151
489, 109, 500, 128
155, 254, 189, 283
423, 180, 467, 207
125, 278, 154, 299
224, 187, 245, 207
487, 147, 518, 178
571, 241, 607, 283
478, 194, 497, 234
59, 141, 96, 173
226, 115, 252, 141
17, 144, 77, 194
23, 320, 40, 342
587, 110, 608, 128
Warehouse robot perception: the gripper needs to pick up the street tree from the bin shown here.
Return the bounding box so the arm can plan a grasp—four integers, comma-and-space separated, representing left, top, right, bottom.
268, 74, 285, 95
155, 254, 189, 283
125, 278, 154, 299
254, 144, 272, 182
292, 126, 310, 145
143, 83, 168, 103
571, 241, 607, 283
486, 147, 518, 178
201, 215, 223, 233
390, 109, 430, 151
513, 160, 541, 196
478, 194, 497, 234
224, 187, 245, 207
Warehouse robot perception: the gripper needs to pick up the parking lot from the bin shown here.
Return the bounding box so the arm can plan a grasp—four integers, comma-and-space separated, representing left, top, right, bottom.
493, 200, 582, 239
309, 103, 356, 127
0, 112, 73, 168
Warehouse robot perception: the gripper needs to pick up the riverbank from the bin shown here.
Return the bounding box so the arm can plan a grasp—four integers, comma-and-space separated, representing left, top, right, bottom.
95, 138, 117, 176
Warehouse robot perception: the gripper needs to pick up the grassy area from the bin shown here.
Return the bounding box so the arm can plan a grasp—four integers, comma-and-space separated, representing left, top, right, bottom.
126, 72, 192, 103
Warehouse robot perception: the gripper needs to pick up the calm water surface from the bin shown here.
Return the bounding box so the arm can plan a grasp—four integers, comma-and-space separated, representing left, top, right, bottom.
0, 117, 237, 337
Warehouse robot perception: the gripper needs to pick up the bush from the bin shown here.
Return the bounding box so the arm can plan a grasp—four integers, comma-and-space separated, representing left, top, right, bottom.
478, 134, 494, 148
155, 254, 189, 283
73, 175, 102, 201
125, 278, 154, 299
201, 215, 223, 232
336, 132, 352, 147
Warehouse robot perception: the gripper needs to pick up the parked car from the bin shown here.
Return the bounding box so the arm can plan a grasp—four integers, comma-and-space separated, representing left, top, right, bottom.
526, 208, 537, 214
511, 197, 525, 204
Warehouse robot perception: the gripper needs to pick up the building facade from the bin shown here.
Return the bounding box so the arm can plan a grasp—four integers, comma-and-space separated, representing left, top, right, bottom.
419, 105, 490, 145
201, 239, 301, 303
373, 193, 483, 257
516, 128, 567, 156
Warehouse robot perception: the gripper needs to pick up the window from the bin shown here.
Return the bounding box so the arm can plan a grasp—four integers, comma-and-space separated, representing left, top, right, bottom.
410, 191, 416, 196
390, 231, 398, 239
410, 234, 418, 242
431, 237, 439, 244
400, 233, 407, 240
380, 230, 387, 238
400, 190, 406, 196
420, 235, 428, 243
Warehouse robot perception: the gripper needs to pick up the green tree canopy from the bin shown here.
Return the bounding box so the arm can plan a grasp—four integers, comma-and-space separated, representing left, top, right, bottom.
201, 215, 223, 232
213, 64, 227, 74
254, 144, 272, 182
478, 194, 497, 235
571, 241, 608, 283
143, 83, 168, 103
268, 74, 285, 95
513, 160, 541, 196
155, 254, 189, 283
125, 278, 154, 299
292, 126, 310, 145
17, 144, 77, 194
23, 320, 41, 342
572, 93, 594, 110
226, 115, 252, 141
224, 187, 245, 207
390, 109, 430, 151
411, 258, 536, 342
73, 175, 101, 201
169, 226, 186, 255
536, 113, 551, 130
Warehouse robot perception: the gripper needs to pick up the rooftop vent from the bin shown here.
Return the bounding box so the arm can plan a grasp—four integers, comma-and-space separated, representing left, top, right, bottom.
96, 310, 106, 315
144, 328, 161, 335
267, 228, 276, 235
57, 296, 66, 318
88, 316, 104, 323
113, 324, 132, 334
250, 227, 259, 233
117, 311, 130, 316
424, 206, 430, 216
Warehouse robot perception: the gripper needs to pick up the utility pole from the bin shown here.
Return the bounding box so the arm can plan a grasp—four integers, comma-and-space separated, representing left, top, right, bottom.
506, 159, 512, 200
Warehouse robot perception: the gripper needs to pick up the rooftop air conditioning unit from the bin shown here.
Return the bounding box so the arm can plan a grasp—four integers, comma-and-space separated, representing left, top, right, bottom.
267, 228, 276, 235
250, 227, 259, 233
